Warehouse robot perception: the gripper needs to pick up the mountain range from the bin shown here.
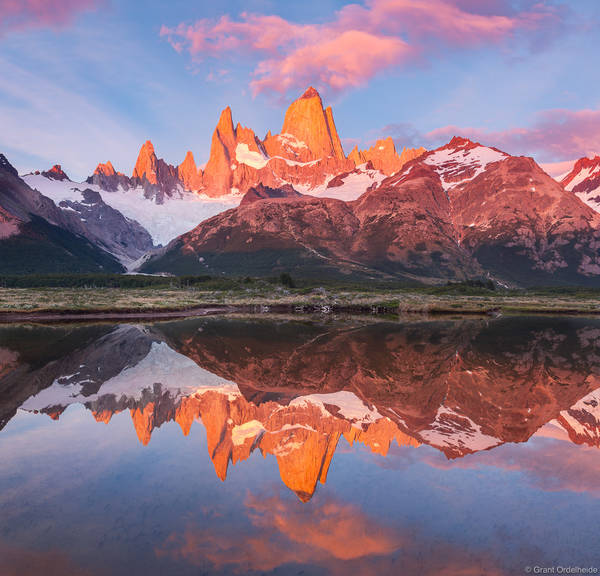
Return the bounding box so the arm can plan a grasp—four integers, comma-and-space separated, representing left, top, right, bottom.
1, 87, 600, 285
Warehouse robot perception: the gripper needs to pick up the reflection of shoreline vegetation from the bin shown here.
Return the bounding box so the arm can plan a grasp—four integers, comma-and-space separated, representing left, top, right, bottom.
1, 274, 600, 316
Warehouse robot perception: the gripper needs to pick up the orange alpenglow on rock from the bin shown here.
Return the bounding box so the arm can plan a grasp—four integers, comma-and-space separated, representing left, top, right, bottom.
178, 150, 202, 191
349, 137, 426, 175
94, 161, 117, 177
42, 164, 69, 181
82, 87, 427, 199
114, 388, 419, 501
202, 106, 237, 196
132, 140, 159, 184
277, 86, 346, 162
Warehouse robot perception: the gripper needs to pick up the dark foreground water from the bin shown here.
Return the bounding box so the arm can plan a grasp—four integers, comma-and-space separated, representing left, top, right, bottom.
1, 315, 599, 576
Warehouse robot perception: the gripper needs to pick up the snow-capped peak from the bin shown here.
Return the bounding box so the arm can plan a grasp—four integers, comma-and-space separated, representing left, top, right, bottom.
423, 137, 508, 191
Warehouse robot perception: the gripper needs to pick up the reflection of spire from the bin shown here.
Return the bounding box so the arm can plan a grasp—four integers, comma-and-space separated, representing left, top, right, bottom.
93, 409, 118, 424
131, 403, 155, 446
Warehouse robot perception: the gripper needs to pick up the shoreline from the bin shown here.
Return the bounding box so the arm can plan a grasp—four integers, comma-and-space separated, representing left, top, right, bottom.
3, 301, 600, 323
2, 286, 600, 322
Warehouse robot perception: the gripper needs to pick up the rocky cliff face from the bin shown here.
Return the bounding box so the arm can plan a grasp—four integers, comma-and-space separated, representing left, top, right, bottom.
349, 137, 426, 175
278, 86, 346, 162
0, 155, 124, 273
202, 107, 243, 196
86, 161, 132, 192
196, 87, 357, 198
562, 156, 600, 214
240, 183, 303, 206
41, 164, 69, 181
132, 140, 181, 200
177, 151, 202, 191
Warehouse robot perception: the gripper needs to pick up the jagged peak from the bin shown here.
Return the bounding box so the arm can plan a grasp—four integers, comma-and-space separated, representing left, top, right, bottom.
561, 154, 600, 190
42, 164, 69, 181
571, 155, 600, 170
437, 136, 508, 158
140, 140, 155, 154
445, 136, 481, 150
0, 153, 18, 177
217, 106, 235, 133
94, 161, 116, 176
301, 86, 321, 100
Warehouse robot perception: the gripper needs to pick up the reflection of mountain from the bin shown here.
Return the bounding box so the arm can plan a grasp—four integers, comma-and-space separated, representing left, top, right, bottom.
2, 317, 600, 500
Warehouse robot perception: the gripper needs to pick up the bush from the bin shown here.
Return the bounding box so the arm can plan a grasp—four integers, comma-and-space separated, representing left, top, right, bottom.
279, 272, 295, 288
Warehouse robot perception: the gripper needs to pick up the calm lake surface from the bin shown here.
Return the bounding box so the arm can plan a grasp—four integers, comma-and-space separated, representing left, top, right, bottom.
1, 315, 599, 576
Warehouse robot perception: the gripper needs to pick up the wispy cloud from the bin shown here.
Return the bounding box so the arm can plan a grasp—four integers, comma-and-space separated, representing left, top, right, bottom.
0, 56, 142, 178
382, 106, 600, 163
0, 0, 100, 34
161, 0, 566, 97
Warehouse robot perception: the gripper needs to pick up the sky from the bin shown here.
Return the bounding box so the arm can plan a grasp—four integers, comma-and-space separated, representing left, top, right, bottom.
0, 0, 599, 180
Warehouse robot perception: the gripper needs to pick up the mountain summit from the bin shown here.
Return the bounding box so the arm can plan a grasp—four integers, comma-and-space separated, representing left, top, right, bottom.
278, 86, 345, 161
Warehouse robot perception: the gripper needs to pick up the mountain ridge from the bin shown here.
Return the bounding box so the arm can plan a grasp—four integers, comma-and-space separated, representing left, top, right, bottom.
4, 86, 600, 284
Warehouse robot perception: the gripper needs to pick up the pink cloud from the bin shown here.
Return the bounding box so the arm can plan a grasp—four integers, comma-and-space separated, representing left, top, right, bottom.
250, 31, 412, 96
421, 108, 600, 162
419, 432, 600, 498
161, 0, 563, 96
540, 159, 578, 178
0, 0, 99, 33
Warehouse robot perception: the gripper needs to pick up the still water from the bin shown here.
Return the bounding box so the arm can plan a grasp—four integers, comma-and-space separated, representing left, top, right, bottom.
1, 315, 599, 575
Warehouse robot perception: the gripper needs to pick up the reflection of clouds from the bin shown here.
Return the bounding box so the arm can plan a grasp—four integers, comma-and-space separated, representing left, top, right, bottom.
156, 491, 403, 573
245, 493, 402, 561
0, 406, 138, 524
156, 490, 506, 576
383, 428, 600, 498
0, 541, 92, 576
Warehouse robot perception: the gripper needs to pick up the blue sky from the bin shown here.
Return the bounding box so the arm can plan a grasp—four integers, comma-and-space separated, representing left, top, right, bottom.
1, 0, 599, 180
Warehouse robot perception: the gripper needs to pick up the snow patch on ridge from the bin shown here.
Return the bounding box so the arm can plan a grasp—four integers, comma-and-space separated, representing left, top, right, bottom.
278, 133, 308, 150
424, 145, 507, 191
564, 165, 600, 191
296, 167, 385, 201
235, 143, 269, 169
23, 174, 240, 246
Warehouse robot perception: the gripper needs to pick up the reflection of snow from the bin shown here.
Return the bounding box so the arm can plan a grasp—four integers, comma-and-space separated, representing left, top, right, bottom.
231, 420, 265, 445
419, 405, 501, 452
22, 342, 240, 412
290, 390, 382, 428
557, 387, 600, 445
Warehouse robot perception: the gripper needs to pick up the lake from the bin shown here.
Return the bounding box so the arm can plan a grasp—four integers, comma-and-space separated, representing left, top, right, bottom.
1, 315, 599, 575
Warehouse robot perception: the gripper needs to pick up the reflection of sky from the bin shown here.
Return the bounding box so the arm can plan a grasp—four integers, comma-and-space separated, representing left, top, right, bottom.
1, 404, 599, 575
